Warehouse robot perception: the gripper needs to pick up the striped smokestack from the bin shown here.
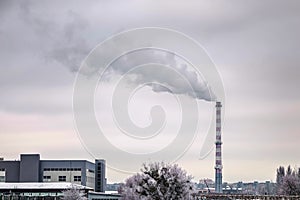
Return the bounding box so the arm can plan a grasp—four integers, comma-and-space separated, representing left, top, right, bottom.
215, 101, 223, 193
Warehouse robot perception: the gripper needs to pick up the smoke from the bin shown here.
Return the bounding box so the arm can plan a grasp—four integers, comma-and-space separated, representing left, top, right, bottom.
18, 1, 91, 72
15, 2, 215, 101
106, 49, 216, 101
48, 11, 91, 72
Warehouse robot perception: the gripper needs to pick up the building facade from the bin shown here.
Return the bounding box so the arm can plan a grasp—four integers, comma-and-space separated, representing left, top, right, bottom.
0, 183, 121, 200
0, 154, 106, 192
95, 159, 106, 192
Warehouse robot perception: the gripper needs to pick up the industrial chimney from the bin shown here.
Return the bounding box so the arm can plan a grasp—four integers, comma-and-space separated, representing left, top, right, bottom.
215, 101, 223, 193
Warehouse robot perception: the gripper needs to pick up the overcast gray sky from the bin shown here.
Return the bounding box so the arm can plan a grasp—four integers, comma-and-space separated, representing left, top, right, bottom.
0, 0, 300, 183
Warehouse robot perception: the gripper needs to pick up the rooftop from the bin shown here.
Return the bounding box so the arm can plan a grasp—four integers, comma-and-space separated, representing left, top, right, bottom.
0, 182, 92, 190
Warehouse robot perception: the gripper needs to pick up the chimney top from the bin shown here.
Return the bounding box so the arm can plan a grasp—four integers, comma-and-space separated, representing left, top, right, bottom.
216, 101, 222, 107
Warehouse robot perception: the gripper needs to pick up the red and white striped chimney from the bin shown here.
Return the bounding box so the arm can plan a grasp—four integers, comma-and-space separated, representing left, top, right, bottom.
215, 101, 223, 193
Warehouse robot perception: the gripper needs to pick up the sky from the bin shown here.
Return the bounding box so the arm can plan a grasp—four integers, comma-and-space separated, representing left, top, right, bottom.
0, 0, 300, 184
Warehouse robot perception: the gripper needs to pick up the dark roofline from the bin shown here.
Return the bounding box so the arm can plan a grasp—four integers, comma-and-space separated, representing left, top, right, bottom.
0, 154, 99, 165
40, 160, 95, 165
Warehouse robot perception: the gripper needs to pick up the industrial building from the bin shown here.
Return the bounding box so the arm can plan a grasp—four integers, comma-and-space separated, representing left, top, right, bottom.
0, 154, 106, 192
0, 182, 91, 200
0, 182, 121, 200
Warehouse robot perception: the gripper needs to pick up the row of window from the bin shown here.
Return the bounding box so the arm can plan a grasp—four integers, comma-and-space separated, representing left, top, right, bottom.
43, 168, 81, 171
1, 167, 92, 173
43, 175, 81, 182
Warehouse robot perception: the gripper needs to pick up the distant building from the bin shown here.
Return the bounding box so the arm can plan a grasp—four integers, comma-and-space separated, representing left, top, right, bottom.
234, 181, 276, 195
196, 179, 276, 195
237, 181, 244, 189
0, 154, 106, 192
106, 183, 121, 191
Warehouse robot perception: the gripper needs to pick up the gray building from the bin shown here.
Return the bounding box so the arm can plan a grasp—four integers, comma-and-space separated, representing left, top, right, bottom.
95, 159, 106, 193
0, 154, 106, 192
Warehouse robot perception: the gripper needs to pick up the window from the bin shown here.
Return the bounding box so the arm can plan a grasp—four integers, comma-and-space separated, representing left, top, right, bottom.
43, 176, 51, 182
58, 176, 66, 182
0, 169, 5, 182
87, 169, 94, 173
74, 176, 81, 182
43, 168, 81, 172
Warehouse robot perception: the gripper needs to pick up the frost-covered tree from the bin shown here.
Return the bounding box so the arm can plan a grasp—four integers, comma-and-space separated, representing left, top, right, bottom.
62, 185, 87, 200
281, 175, 300, 195
276, 166, 285, 192
287, 165, 292, 176
276, 166, 300, 195
121, 162, 195, 200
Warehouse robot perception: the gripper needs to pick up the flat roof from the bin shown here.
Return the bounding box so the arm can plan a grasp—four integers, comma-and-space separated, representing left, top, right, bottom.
89, 191, 121, 197
0, 182, 92, 190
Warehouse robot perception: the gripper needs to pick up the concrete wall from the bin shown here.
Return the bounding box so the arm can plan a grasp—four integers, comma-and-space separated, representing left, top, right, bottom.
43, 170, 81, 182
40, 160, 95, 188
95, 159, 106, 192
0, 161, 20, 182
20, 154, 40, 182
86, 170, 95, 188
